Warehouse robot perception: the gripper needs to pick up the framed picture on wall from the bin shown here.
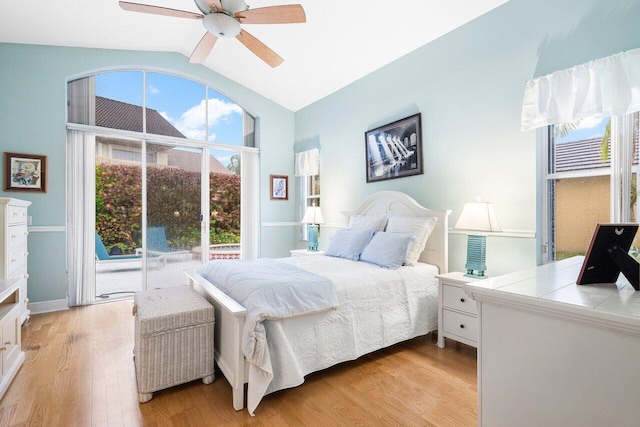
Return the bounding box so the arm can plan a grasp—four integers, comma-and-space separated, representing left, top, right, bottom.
4, 152, 47, 192
364, 113, 423, 183
270, 175, 288, 200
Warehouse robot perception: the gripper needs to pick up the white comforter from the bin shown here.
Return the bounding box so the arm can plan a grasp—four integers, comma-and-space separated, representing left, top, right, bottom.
201, 255, 439, 415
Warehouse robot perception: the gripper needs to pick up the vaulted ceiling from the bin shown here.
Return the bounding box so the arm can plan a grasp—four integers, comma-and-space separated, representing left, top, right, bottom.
0, 0, 509, 111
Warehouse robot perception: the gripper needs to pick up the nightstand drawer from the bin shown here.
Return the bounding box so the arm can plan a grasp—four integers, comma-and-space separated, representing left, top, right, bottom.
442, 309, 477, 343
442, 283, 477, 315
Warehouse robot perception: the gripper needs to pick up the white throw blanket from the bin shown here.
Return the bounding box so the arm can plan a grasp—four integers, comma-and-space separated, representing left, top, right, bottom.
196, 258, 339, 414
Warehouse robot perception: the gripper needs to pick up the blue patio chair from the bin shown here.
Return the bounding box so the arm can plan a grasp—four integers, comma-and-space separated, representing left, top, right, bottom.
95, 231, 141, 261
146, 226, 190, 262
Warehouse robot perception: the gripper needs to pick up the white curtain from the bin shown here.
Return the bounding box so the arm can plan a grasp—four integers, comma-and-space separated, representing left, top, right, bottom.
521, 48, 640, 131
241, 150, 260, 259
295, 148, 320, 176
67, 130, 96, 306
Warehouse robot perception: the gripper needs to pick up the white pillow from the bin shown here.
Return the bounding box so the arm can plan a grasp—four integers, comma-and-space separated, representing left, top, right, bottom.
386, 216, 438, 266
347, 213, 387, 231
359, 231, 415, 269
325, 228, 375, 261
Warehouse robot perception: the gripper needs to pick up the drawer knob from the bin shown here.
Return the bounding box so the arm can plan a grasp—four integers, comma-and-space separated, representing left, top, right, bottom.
4, 341, 9, 346
10, 234, 16, 239
460, 324, 465, 329
10, 259, 16, 264
460, 297, 465, 303
25, 231, 29, 236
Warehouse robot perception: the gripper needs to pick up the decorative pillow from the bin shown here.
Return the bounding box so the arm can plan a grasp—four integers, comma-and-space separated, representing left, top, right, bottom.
359, 231, 415, 269
386, 216, 438, 266
325, 228, 375, 261
347, 213, 387, 231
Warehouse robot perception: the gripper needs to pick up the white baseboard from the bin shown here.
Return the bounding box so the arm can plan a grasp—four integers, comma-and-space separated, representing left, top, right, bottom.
28, 299, 69, 315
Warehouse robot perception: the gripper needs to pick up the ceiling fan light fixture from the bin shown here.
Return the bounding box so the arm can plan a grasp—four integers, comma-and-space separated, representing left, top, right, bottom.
203, 13, 241, 38
222, 0, 249, 15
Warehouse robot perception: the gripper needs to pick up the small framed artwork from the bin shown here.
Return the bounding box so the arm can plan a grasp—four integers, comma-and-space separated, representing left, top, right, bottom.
270, 175, 288, 200
4, 152, 47, 193
364, 113, 423, 183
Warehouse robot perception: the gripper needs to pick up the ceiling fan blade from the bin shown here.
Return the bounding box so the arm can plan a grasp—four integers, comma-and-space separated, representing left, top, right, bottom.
189, 32, 218, 63
119, 1, 203, 19
235, 5, 306, 24
236, 29, 284, 68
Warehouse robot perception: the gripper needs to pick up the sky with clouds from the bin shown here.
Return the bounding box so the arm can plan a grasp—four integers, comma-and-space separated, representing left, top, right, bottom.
95, 71, 245, 166
556, 116, 608, 143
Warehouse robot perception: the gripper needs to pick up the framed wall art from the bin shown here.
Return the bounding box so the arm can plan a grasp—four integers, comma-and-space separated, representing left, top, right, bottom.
270, 175, 288, 200
4, 152, 47, 192
364, 113, 423, 183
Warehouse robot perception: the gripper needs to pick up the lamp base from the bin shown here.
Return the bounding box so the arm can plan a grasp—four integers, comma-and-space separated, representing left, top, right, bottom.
464, 271, 488, 279
464, 234, 488, 279
308, 224, 319, 251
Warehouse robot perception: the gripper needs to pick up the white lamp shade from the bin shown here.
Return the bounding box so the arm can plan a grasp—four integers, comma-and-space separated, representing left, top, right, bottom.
302, 206, 325, 224
454, 202, 501, 232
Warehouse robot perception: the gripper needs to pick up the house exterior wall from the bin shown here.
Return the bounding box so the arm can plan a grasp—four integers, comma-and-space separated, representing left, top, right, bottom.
555, 176, 610, 255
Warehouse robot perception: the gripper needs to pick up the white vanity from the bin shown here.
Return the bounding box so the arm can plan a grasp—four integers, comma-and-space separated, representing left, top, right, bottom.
464, 256, 640, 427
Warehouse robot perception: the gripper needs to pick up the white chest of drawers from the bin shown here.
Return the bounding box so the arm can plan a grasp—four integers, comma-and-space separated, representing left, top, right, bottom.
0, 198, 31, 325
436, 272, 479, 348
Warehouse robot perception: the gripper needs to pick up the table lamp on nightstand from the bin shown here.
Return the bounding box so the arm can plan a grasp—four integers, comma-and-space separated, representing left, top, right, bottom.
302, 206, 325, 251
454, 201, 501, 278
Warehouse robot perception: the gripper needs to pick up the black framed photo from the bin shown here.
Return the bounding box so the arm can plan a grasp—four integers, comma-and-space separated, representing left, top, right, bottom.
4, 152, 47, 192
270, 175, 288, 200
365, 113, 423, 183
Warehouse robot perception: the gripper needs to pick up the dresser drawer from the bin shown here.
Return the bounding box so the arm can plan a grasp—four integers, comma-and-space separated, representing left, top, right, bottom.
7, 205, 28, 226
442, 283, 477, 315
7, 247, 28, 277
7, 224, 28, 250
442, 309, 477, 343
1, 304, 21, 369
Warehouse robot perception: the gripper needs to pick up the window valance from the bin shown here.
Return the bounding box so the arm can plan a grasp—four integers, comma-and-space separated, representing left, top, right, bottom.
295, 148, 320, 176
521, 48, 640, 131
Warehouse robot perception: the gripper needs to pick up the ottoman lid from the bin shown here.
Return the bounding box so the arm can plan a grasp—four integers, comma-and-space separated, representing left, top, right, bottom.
135, 286, 214, 335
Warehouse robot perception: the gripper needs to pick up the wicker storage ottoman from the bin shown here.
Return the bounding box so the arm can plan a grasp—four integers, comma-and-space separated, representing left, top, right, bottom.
133, 286, 214, 403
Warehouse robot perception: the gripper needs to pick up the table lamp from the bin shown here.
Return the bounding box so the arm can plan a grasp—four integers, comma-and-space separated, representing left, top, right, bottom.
302, 206, 325, 251
454, 201, 501, 278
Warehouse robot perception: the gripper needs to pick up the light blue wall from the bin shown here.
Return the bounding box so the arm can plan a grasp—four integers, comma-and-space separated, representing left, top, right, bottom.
0, 43, 296, 304
294, 0, 640, 276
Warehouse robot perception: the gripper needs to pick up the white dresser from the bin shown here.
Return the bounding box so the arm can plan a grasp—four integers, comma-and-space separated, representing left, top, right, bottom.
0, 198, 31, 325
464, 256, 640, 427
0, 277, 24, 400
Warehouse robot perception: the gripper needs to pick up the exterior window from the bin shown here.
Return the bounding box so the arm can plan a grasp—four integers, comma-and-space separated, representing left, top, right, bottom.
543, 114, 639, 262
300, 174, 320, 240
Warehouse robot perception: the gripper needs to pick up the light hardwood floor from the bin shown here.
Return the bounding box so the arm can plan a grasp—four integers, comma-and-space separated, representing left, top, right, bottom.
0, 300, 477, 426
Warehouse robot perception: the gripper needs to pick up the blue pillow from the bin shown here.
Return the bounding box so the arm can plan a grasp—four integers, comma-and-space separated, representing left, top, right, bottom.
325, 228, 375, 261
359, 231, 415, 269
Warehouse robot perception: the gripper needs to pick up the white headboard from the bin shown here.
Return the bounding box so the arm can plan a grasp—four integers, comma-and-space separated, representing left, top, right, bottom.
342, 191, 451, 274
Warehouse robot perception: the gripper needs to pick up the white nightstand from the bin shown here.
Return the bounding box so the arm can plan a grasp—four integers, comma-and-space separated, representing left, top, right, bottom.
436, 272, 479, 348
290, 249, 325, 257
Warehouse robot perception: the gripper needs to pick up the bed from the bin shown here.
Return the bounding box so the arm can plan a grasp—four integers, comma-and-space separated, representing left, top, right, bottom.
185, 191, 450, 415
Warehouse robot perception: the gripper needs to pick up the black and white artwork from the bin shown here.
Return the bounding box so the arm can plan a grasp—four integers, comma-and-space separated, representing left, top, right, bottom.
365, 113, 423, 183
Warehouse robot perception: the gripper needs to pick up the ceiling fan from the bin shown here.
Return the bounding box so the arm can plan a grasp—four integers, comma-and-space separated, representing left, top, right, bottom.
119, 0, 306, 67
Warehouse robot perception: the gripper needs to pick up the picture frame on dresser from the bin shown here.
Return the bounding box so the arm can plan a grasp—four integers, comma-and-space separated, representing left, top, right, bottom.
365, 113, 423, 183
4, 152, 47, 193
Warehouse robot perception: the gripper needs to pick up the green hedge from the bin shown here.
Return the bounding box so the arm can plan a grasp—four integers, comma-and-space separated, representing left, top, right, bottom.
96, 164, 240, 254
